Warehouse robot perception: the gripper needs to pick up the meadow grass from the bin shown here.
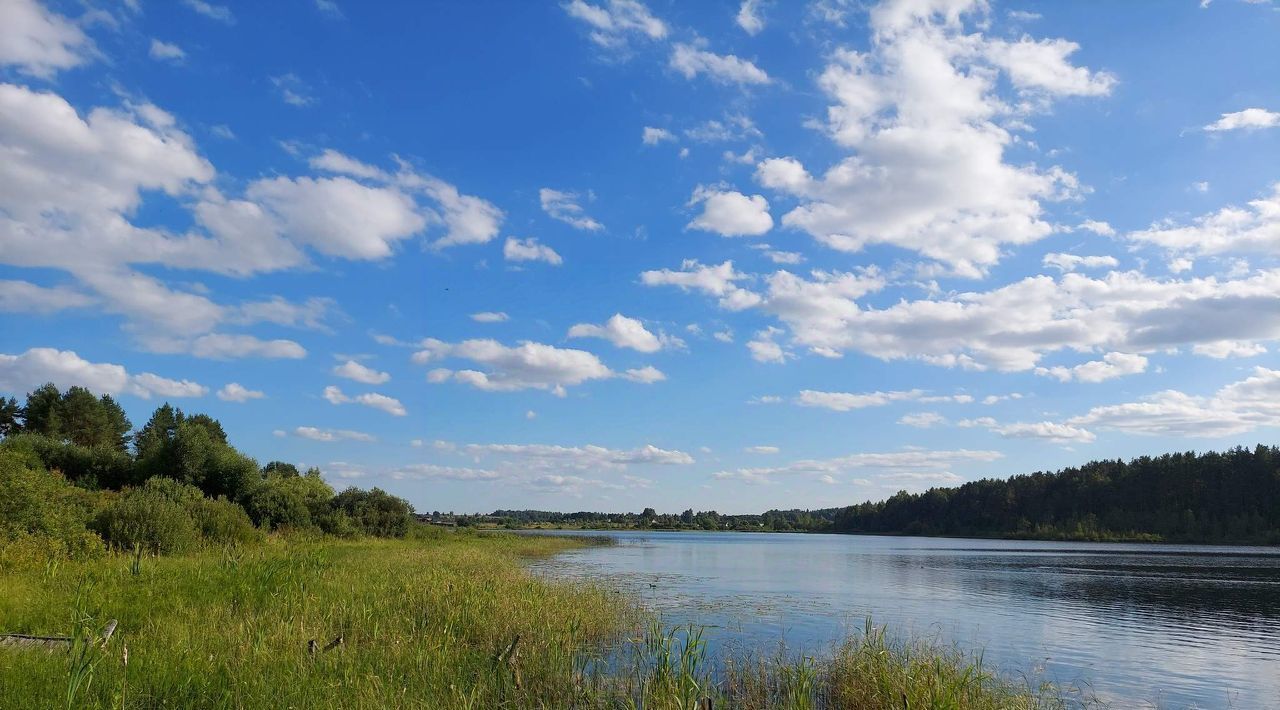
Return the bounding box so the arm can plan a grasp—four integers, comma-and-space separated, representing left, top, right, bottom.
0, 529, 1073, 709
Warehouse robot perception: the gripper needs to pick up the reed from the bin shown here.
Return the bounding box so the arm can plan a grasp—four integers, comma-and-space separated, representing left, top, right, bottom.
0, 530, 1076, 709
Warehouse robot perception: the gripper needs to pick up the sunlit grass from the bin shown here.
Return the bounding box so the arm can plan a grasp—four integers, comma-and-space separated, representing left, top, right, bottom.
1, 529, 1077, 709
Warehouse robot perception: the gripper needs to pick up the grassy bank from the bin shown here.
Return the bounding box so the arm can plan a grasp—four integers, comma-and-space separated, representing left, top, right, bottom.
0, 531, 1071, 709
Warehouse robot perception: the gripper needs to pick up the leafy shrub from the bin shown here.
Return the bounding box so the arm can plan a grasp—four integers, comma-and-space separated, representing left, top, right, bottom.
92, 477, 262, 553
93, 484, 201, 555
332, 487, 414, 538
0, 447, 105, 566
193, 497, 264, 547
1, 432, 137, 489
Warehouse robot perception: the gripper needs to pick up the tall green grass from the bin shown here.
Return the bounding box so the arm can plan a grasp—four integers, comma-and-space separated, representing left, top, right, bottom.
1, 530, 1078, 709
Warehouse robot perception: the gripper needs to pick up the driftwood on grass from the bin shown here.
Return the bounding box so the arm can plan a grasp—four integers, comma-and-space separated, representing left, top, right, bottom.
0, 619, 117, 652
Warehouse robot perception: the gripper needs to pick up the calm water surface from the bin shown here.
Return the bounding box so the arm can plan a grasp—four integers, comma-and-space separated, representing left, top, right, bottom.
528, 531, 1280, 709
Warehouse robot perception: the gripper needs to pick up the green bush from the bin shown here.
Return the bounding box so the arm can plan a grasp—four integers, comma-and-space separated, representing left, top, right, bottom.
0, 447, 105, 565
1, 432, 137, 489
92, 477, 262, 554
193, 497, 264, 547
93, 485, 201, 554
332, 487, 414, 538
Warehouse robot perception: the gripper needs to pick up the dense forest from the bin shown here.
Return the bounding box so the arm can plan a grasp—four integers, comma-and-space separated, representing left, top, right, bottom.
830, 446, 1280, 544
489, 447, 1280, 544
0, 384, 415, 564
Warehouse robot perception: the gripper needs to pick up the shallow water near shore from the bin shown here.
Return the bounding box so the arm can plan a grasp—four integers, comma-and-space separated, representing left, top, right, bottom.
527, 530, 1280, 709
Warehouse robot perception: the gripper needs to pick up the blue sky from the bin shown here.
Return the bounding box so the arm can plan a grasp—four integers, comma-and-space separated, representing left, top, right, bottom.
2, 0, 1280, 514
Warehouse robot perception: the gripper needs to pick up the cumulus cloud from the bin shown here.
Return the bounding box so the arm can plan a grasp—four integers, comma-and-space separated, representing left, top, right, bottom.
622, 365, 666, 383
0, 0, 93, 78
1203, 108, 1280, 132
1042, 253, 1119, 272
640, 260, 762, 311
322, 385, 406, 416
753, 0, 1111, 276
670, 43, 770, 85
564, 0, 667, 49
737, 0, 765, 34
1063, 368, 1280, 438
414, 338, 614, 394
332, 359, 390, 384
504, 237, 563, 265
1035, 352, 1147, 383
567, 313, 676, 352
0, 280, 93, 314
149, 39, 185, 62
796, 388, 970, 411
187, 334, 306, 360
470, 311, 509, 323
0, 347, 206, 399
1128, 182, 1280, 258
539, 188, 603, 231
647, 258, 1280, 372
711, 448, 1003, 486
294, 426, 375, 442
217, 382, 265, 402
745, 445, 779, 454
687, 187, 773, 237
899, 412, 946, 428
456, 441, 694, 469
642, 126, 675, 145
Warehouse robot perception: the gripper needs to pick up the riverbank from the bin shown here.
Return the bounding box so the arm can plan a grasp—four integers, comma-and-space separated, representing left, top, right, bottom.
0, 530, 1070, 708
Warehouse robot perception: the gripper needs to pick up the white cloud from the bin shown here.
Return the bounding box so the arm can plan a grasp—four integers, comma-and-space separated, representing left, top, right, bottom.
1078, 220, 1116, 236
1128, 182, 1280, 258
622, 365, 666, 383
568, 313, 672, 352
149, 39, 185, 62
294, 426, 375, 442
796, 388, 922, 411
687, 187, 772, 237
753, 1, 1110, 276
745, 445, 779, 454
217, 382, 265, 402
990, 421, 1095, 443
1042, 253, 1119, 272
315, 0, 343, 19
640, 260, 762, 311
0, 280, 93, 314
650, 258, 1280, 372
1035, 352, 1147, 383
1192, 340, 1266, 359
0, 0, 92, 78
564, 0, 667, 49
1065, 367, 1280, 438
390, 464, 501, 481
736, 0, 765, 34
470, 311, 509, 323
414, 338, 614, 394
539, 188, 603, 231
711, 448, 1003, 485
131, 373, 208, 399
270, 73, 312, 106
899, 412, 946, 428
747, 328, 787, 363
247, 176, 426, 259
503, 237, 563, 265
187, 334, 306, 360
322, 385, 407, 416
332, 359, 390, 385
670, 44, 770, 85
458, 441, 694, 469
642, 126, 676, 145
1203, 108, 1280, 132
0, 347, 208, 400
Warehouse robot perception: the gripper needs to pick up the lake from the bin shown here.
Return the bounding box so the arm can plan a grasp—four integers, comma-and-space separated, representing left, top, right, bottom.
528, 531, 1280, 709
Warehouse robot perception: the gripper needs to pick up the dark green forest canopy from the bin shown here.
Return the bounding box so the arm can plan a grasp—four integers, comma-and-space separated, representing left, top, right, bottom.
486, 446, 1280, 544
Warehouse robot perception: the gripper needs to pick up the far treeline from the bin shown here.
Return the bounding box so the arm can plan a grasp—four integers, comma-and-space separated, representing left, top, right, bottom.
0, 385, 415, 565
488, 445, 1280, 544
